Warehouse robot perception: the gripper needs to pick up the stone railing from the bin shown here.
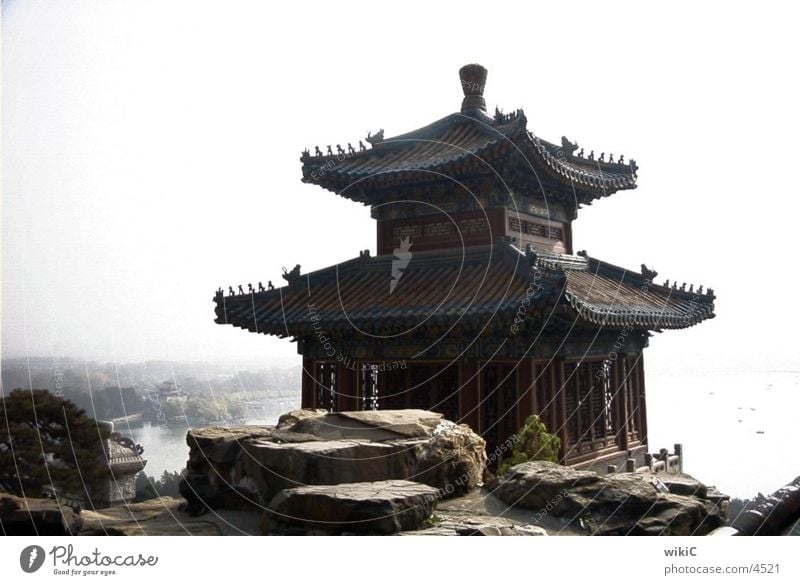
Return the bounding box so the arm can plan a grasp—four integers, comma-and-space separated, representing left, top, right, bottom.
606, 443, 683, 474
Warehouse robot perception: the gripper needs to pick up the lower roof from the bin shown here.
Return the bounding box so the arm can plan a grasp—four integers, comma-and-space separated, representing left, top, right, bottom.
213, 241, 715, 339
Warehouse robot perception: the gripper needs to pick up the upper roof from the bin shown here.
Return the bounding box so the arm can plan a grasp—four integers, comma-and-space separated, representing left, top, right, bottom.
300, 64, 638, 208
213, 240, 714, 339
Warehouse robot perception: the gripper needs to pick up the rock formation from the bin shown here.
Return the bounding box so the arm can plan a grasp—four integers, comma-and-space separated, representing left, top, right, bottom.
181, 409, 486, 516
489, 461, 724, 536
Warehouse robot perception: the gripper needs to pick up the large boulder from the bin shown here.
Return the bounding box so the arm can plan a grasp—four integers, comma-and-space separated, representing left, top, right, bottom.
240, 438, 418, 502
411, 420, 486, 498
490, 461, 723, 536
263, 479, 439, 535
183, 410, 486, 513
181, 425, 274, 513
0, 492, 83, 535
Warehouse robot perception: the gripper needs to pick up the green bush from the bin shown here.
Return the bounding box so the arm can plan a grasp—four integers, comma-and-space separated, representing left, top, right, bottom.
497, 414, 561, 475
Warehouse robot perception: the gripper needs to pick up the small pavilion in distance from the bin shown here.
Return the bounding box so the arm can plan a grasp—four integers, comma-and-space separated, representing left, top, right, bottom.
214, 64, 715, 469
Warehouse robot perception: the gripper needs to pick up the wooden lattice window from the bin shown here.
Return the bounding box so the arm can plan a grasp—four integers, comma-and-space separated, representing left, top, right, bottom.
316, 362, 337, 412
360, 364, 379, 411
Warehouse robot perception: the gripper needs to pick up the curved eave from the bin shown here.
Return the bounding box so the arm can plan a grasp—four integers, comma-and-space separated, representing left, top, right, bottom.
563, 293, 715, 330
520, 134, 638, 201
561, 255, 716, 331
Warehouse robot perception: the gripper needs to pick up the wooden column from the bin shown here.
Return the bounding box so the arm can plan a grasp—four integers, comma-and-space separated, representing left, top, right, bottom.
613, 356, 630, 452
458, 359, 481, 434
555, 358, 569, 463
636, 353, 648, 448
301, 357, 316, 409
337, 363, 358, 412
517, 358, 537, 429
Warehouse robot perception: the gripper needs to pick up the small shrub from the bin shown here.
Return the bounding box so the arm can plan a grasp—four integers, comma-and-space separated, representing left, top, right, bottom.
497, 414, 561, 475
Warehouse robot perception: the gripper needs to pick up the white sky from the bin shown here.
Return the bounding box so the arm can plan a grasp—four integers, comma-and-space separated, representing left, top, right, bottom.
2, 1, 799, 373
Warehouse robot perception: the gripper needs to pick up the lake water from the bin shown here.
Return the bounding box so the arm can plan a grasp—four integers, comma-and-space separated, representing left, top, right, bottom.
127, 370, 800, 499
127, 413, 293, 480
647, 369, 800, 499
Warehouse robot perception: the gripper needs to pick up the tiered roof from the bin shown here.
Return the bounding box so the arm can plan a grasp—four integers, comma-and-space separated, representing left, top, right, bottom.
301, 110, 637, 207
215, 64, 715, 342
214, 240, 714, 338
301, 64, 637, 208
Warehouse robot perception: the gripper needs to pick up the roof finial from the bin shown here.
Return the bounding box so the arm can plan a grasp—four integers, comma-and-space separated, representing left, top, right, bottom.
459, 63, 487, 112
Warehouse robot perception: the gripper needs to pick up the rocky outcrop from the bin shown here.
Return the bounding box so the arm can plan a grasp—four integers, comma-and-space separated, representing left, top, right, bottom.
263, 480, 440, 535
490, 461, 724, 536
180, 425, 274, 513
181, 410, 486, 513
402, 514, 548, 536
0, 492, 83, 535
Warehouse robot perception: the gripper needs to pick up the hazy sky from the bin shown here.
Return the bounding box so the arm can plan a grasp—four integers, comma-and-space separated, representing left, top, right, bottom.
3, 1, 799, 373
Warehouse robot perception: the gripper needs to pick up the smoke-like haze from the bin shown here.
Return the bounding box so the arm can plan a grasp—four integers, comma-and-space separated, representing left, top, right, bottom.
3, 1, 799, 376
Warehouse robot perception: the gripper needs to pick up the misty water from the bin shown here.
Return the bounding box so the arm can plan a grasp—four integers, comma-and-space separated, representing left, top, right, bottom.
127, 370, 799, 499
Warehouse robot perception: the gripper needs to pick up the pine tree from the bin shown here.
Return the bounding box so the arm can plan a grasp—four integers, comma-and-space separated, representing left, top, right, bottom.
0, 389, 110, 499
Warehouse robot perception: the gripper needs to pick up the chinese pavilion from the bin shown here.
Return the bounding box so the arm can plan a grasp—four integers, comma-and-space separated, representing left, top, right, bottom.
214, 64, 715, 469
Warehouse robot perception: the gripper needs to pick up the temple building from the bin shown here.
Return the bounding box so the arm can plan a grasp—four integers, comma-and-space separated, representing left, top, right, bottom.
214, 64, 715, 469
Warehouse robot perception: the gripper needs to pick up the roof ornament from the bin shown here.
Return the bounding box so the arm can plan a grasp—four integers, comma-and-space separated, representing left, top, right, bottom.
282, 264, 302, 284
337, 144, 345, 155
663, 279, 670, 288
578, 148, 585, 158
358, 140, 367, 152
559, 136, 579, 157
609, 153, 615, 163
258, 281, 265, 292
366, 129, 384, 146
347, 143, 356, 154
326, 145, 333, 156
459, 63, 488, 112
268, 281, 274, 290
248, 283, 254, 294
681, 282, 687, 291
618, 154, 625, 164
577, 249, 588, 257
315, 146, 323, 157
630, 158, 639, 175
588, 150, 595, 160
301, 148, 310, 158
698, 285, 704, 294
228, 286, 235, 296
238, 285, 245, 295
641, 264, 658, 281
599, 152, 606, 162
